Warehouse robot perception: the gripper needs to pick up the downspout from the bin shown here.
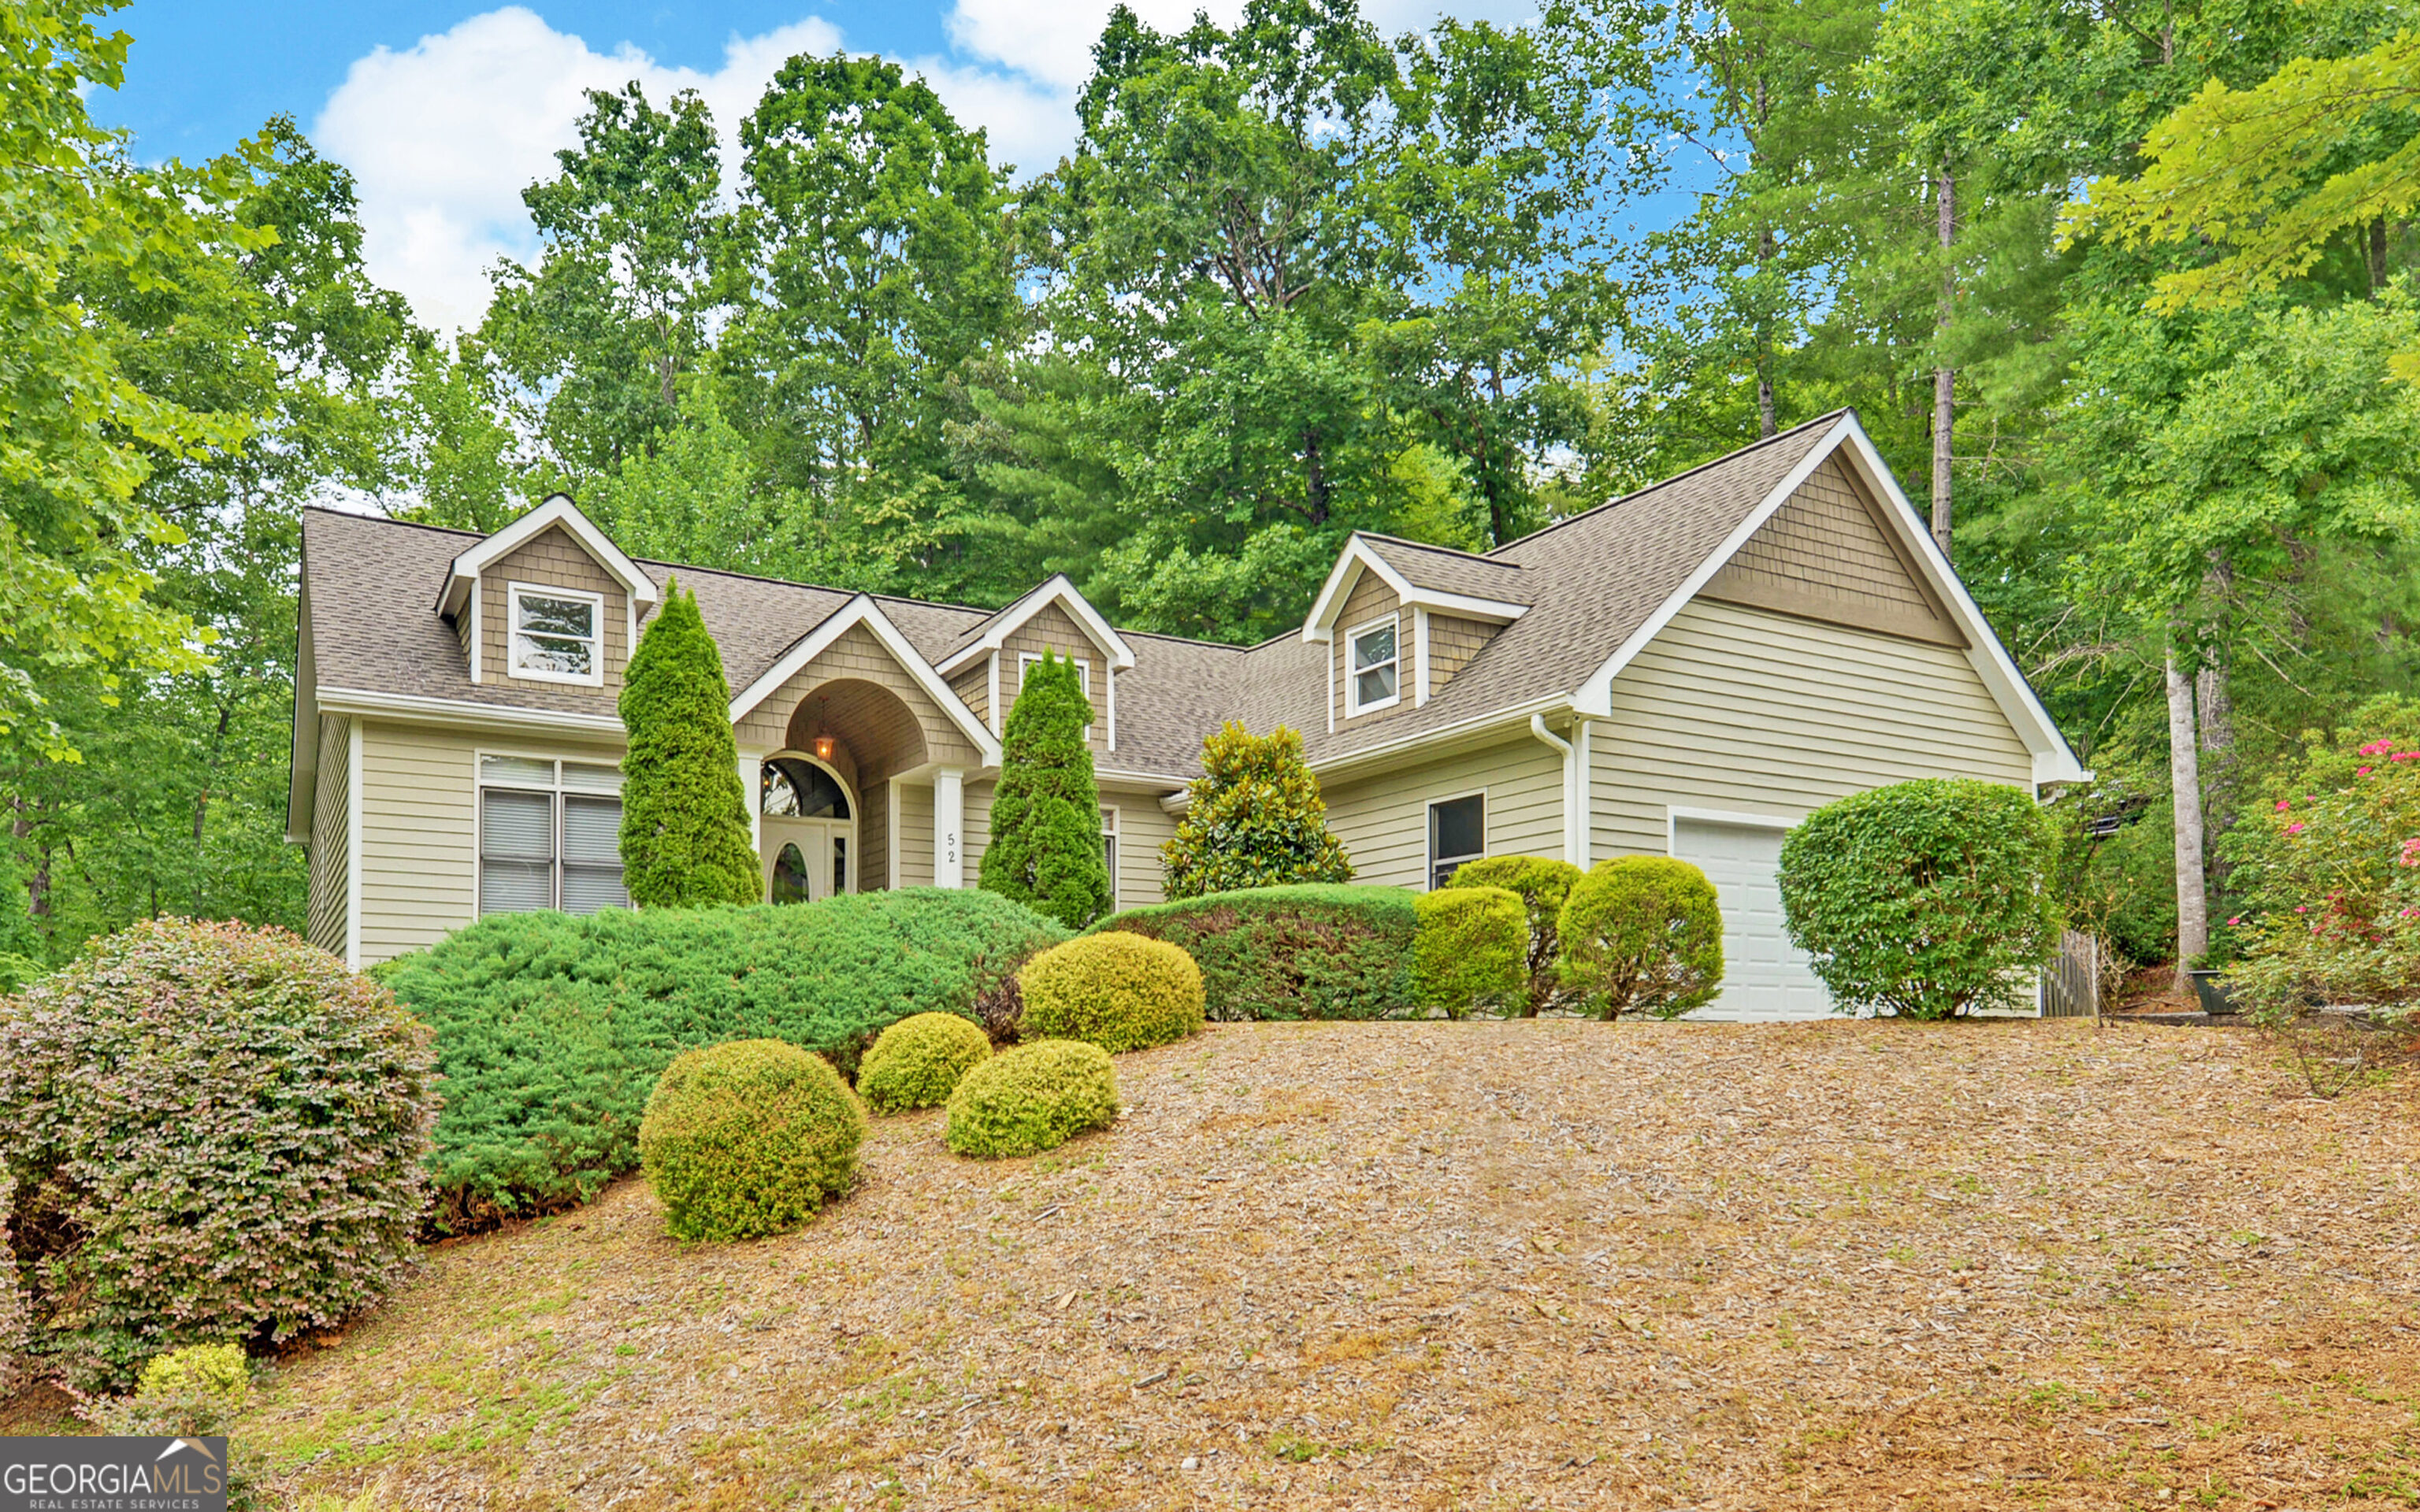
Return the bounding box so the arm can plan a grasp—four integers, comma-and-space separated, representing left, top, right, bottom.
1530, 713, 1576, 868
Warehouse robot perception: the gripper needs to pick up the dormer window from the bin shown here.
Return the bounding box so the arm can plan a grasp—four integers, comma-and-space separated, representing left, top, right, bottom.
509, 584, 603, 685
1347, 615, 1399, 714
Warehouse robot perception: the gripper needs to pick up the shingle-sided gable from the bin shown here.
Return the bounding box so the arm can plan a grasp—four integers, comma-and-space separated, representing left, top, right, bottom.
1699, 453, 1962, 647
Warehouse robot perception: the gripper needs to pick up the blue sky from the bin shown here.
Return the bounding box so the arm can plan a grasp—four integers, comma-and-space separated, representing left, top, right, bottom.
92, 0, 1701, 332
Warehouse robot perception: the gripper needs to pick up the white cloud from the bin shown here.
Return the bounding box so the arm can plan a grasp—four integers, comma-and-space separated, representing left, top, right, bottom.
319, 0, 1539, 331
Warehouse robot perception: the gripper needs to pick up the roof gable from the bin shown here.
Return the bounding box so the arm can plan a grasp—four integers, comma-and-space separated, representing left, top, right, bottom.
936, 574, 1134, 673
729, 595, 1000, 766
434, 495, 657, 618
1301, 535, 1530, 641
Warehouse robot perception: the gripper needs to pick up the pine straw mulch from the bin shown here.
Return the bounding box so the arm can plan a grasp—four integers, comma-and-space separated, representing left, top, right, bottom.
68, 1019, 2420, 1508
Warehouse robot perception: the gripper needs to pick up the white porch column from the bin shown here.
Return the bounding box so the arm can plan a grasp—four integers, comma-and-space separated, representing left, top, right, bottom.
737, 750, 762, 858
934, 767, 965, 888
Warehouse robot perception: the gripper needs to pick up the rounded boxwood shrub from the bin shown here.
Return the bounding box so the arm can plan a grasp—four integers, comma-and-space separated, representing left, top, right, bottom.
378, 888, 1066, 1228
0, 918, 437, 1388
1557, 857, 1726, 1021
1089, 884, 1419, 1021
1019, 933, 1205, 1052
1412, 885, 1527, 1019
638, 1039, 867, 1241
857, 1012, 993, 1113
1443, 856, 1583, 1016
1779, 778, 2060, 1020
945, 1040, 1119, 1158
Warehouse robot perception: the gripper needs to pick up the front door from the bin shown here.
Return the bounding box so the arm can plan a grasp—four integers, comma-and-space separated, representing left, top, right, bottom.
763, 817, 852, 903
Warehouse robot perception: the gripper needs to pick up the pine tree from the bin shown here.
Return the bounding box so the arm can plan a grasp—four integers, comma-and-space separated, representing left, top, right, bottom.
618, 580, 761, 907
1161, 724, 1353, 899
979, 650, 1112, 928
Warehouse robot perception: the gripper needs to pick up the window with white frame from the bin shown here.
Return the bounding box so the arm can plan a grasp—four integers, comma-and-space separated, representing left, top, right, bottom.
1347, 615, 1400, 714
479, 755, 629, 915
508, 584, 603, 684
1101, 805, 1119, 900
1018, 652, 1097, 739
1427, 792, 1484, 890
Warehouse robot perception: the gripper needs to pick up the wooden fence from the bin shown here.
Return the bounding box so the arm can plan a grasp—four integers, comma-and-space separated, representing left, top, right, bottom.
2043, 929, 2101, 1019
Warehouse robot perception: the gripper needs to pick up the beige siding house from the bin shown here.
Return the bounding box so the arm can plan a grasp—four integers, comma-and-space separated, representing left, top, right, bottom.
289, 410, 2082, 1017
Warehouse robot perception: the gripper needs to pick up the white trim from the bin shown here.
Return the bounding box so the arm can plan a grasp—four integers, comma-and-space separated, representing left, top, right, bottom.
1106, 666, 1116, 752
467, 587, 482, 685
1413, 606, 1431, 708
933, 768, 965, 888
435, 494, 658, 618
740, 747, 764, 857
934, 573, 1136, 674
1569, 413, 2086, 785
726, 594, 1002, 766
1344, 613, 1402, 717
343, 715, 363, 969
1308, 691, 1569, 780
1325, 644, 1335, 735
1573, 717, 1592, 869
1424, 788, 1489, 891
888, 775, 903, 891
986, 653, 1001, 736
1664, 805, 1799, 858
1300, 537, 1530, 641
503, 581, 606, 687
1101, 802, 1120, 905
316, 687, 625, 736
1528, 713, 1576, 868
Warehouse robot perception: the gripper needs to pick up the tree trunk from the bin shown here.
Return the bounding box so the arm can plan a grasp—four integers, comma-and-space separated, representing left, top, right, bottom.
1753, 74, 1776, 440
1931, 165, 1957, 556
2166, 641, 2209, 995
2369, 217, 2391, 295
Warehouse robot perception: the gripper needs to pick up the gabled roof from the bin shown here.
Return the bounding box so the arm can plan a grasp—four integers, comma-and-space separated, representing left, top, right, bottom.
935, 573, 1136, 673
433, 494, 657, 618
1301, 534, 1531, 640
729, 595, 1002, 766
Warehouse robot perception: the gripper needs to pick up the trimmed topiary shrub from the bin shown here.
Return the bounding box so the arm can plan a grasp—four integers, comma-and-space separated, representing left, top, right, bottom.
946, 1040, 1119, 1158
1090, 884, 1419, 1021
1557, 857, 1726, 1021
1019, 932, 1206, 1052
981, 649, 1113, 928
1778, 779, 2061, 1021
619, 580, 761, 907
0, 918, 437, 1388
1413, 886, 1527, 1019
380, 888, 1066, 1229
639, 1039, 867, 1241
1161, 723, 1353, 898
81, 1343, 260, 1507
857, 1012, 994, 1114
1441, 856, 1582, 1016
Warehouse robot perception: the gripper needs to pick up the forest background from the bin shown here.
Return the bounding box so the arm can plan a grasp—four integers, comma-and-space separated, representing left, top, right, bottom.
8, 0, 2418, 984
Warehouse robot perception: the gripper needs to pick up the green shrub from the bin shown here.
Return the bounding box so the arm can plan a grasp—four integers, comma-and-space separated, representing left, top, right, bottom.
1442, 856, 1582, 1015
1019, 933, 1206, 1051
1777, 779, 2061, 1021
981, 650, 1113, 928
1412, 886, 1527, 1019
619, 581, 761, 907
81, 1342, 260, 1507
1161, 724, 1353, 898
135, 1342, 249, 1406
946, 1040, 1119, 1158
857, 1012, 994, 1114
380, 888, 1066, 1228
0, 918, 436, 1388
1090, 884, 1419, 1020
639, 1040, 867, 1241
1557, 857, 1726, 1021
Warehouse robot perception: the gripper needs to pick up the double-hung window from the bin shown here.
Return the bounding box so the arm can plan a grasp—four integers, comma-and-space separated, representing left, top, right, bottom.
508, 584, 603, 684
1427, 792, 1484, 890
1346, 616, 1399, 715
479, 755, 629, 915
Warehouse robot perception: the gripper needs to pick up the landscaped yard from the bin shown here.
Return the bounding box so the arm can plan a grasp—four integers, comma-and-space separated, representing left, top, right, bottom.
15, 1017, 2419, 1510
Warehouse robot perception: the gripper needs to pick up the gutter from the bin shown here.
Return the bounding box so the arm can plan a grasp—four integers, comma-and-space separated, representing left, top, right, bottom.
1308, 692, 1570, 782
1529, 713, 1580, 869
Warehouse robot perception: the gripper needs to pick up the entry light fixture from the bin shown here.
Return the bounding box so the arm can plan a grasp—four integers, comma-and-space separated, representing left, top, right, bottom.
812, 733, 836, 762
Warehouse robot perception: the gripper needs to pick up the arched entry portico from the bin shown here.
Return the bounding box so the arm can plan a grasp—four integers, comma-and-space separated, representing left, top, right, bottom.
745, 673, 938, 899
759, 753, 856, 902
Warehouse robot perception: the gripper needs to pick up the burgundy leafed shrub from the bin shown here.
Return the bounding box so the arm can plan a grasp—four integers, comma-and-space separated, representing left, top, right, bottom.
0, 919, 438, 1388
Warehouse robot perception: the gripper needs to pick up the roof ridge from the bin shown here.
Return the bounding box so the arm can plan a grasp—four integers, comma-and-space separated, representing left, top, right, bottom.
306, 505, 485, 542
1353, 531, 1520, 567
1487, 409, 1849, 557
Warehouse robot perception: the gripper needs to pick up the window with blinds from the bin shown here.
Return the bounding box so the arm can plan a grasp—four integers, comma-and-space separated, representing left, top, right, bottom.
478, 754, 629, 916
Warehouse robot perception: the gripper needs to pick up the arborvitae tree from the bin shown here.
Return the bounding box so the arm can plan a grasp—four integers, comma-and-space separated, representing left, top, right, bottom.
979, 650, 1112, 928
618, 580, 760, 907
1161, 724, 1353, 899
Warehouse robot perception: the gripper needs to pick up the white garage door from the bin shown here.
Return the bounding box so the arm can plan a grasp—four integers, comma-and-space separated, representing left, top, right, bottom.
1670, 817, 1833, 1021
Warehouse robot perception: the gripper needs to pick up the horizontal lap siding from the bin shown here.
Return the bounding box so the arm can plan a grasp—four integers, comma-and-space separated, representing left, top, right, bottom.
963, 781, 993, 880
861, 778, 890, 891
1589, 598, 2032, 859
1106, 792, 1176, 909
306, 714, 350, 955
1322, 737, 1563, 890
896, 781, 934, 888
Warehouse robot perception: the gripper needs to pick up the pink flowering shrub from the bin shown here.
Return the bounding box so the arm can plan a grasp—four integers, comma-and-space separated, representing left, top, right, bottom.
0, 918, 438, 1388
2224, 705, 2420, 1023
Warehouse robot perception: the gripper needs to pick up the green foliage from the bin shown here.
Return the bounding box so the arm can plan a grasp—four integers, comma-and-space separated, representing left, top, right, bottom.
1778, 780, 2062, 1021
856, 1011, 993, 1114
135, 1341, 248, 1405
1556, 857, 1725, 1021
1093, 884, 1420, 1021
1412, 885, 1527, 1019
1162, 724, 1354, 899
377, 889, 1065, 1227
1442, 855, 1581, 1015
618, 580, 760, 907
980, 650, 1112, 928
945, 1040, 1119, 1158
1018, 932, 1207, 1052
81, 1341, 262, 1507
0, 918, 436, 1388
638, 1039, 867, 1241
